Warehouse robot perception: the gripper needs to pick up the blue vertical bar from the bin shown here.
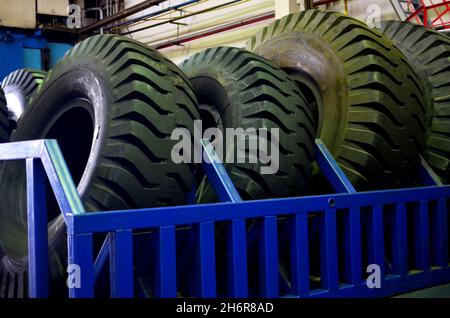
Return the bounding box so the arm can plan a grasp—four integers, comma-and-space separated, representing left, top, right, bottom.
155, 226, 177, 298
202, 139, 246, 297
258, 216, 278, 297
368, 205, 384, 279
197, 222, 216, 297
320, 210, 339, 291
68, 233, 94, 298
415, 201, 431, 271
343, 207, 362, 285
392, 203, 408, 275
26, 158, 49, 298
431, 199, 448, 267
226, 219, 248, 297
109, 230, 134, 298
289, 212, 310, 296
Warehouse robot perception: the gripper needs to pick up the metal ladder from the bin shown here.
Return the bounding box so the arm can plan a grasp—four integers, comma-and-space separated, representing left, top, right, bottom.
391, 0, 450, 28
391, 0, 426, 23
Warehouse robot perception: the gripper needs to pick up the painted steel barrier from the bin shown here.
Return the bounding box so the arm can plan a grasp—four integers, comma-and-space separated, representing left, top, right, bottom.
0, 139, 448, 298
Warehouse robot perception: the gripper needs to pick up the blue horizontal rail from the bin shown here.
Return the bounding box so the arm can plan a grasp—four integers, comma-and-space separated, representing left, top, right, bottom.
66, 186, 449, 233
0, 139, 448, 298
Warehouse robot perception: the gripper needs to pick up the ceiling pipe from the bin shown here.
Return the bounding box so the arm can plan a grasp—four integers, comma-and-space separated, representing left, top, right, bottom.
154, 11, 275, 49
73, 0, 337, 35
106, 0, 201, 31
144, 0, 338, 50
79, 0, 166, 34
121, 0, 245, 35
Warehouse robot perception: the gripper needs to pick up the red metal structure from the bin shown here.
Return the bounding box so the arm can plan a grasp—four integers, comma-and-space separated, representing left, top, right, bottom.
404, 0, 450, 29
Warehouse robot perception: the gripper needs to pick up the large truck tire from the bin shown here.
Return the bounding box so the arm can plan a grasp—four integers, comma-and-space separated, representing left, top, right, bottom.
247, 10, 430, 189
0, 34, 200, 297
180, 46, 315, 200
381, 21, 450, 183
0, 87, 8, 142
1, 69, 46, 128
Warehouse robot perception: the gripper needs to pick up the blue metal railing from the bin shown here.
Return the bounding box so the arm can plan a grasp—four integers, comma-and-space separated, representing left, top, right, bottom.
0, 139, 448, 298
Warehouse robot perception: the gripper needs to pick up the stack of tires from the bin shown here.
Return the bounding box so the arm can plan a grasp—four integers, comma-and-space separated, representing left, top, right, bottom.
0, 35, 202, 297
0, 9, 447, 297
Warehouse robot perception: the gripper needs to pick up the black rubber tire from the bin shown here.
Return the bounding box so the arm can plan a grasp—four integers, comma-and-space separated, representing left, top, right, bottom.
0, 87, 8, 142
247, 10, 430, 189
1, 69, 46, 128
380, 21, 450, 183
180, 46, 315, 200
0, 34, 200, 297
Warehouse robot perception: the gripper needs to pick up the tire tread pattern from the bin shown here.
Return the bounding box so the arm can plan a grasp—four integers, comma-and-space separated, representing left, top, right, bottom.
247, 10, 429, 188
181, 46, 315, 199
381, 21, 450, 182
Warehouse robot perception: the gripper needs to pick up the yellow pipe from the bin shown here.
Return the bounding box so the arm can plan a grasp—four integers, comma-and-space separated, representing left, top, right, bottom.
344, 0, 348, 16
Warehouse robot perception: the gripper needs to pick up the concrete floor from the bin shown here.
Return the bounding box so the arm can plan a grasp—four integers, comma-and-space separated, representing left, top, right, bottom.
394, 283, 450, 298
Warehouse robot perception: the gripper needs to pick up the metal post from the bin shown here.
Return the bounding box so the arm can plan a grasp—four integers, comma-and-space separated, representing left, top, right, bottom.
289, 212, 310, 296
226, 219, 248, 297
197, 222, 217, 297
431, 199, 448, 267
155, 226, 177, 298
414, 201, 431, 271
368, 205, 384, 281
26, 158, 49, 298
343, 207, 362, 285
392, 203, 408, 275
258, 216, 279, 297
68, 233, 94, 298
320, 210, 339, 291
109, 230, 134, 298
201, 139, 248, 297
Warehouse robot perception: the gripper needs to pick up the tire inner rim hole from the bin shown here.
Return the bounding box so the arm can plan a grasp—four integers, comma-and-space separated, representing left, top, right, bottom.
198, 93, 223, 142
45, 104, 94, 221
199, 107, 218, 142
293, 80, 320, 136
284, 68, 323, 137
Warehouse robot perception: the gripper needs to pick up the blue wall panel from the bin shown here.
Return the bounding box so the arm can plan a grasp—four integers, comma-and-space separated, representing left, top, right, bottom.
23, 48, 42, 70
0, 39, 23, 79
48, 42, 73, 67
0, 30, 73, 80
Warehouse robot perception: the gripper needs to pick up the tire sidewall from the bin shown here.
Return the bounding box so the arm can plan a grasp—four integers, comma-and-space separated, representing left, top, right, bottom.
1, 56, 113, 258
252, 30, 348, 155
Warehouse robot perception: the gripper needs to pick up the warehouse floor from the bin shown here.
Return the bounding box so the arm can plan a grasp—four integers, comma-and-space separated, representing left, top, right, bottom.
394, 283, 450, 298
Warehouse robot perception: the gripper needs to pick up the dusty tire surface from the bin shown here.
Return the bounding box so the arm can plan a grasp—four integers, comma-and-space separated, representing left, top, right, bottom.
0, 34, 200, 296
247, 10, 430, 189
1, 69, 46, 127
180, 46, 315, 201
381, 21, 450, 182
